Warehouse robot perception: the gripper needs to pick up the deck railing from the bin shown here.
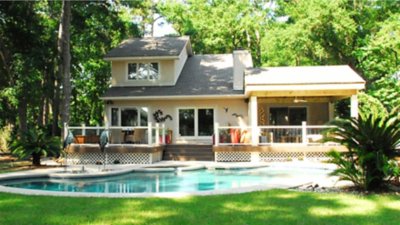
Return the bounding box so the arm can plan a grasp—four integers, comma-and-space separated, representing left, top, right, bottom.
214, 122, 334, 146
66, 122, 168, 146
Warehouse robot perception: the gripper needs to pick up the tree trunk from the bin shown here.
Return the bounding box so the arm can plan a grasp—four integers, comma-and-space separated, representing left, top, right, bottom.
58, 0, 71, 135
18, 96, 28, 136
52, 77, 60, 136
32, 152, 41, 166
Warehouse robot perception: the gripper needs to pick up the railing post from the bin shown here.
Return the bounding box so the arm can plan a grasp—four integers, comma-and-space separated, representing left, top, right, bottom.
148, 122, 152, 145
96, 124, 100, 136
155, 123, 160, 145
302, 121, 308, 145
63, 123, 68, 141
214, 123, 219, 146
82, 123, 86, 136
105, 123, 110, 140
162, 123, 166, 144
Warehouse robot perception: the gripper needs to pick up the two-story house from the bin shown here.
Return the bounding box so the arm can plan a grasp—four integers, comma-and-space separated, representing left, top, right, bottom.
67, 36, 365, 164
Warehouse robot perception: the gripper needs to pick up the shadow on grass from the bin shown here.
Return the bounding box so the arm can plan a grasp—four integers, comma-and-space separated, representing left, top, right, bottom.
0, 189, 399, 225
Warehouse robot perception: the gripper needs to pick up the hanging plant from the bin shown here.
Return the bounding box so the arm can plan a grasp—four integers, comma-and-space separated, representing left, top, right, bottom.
153, 109, 173, 123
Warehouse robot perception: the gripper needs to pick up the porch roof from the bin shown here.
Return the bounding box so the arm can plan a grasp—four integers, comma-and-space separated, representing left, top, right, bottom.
245, 65, 365, 97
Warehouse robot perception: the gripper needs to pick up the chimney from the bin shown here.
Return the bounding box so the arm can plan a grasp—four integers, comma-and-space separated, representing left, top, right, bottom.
233, 50, 253, 90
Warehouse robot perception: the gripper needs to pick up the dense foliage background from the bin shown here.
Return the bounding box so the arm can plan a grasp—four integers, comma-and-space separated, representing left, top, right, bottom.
0, 0, 399, 144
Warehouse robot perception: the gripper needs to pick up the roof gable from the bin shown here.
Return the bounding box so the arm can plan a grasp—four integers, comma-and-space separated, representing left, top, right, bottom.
104, 36, 192, 59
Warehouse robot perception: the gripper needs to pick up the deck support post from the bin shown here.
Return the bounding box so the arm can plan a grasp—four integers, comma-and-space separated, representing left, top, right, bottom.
214, 122, 219, 146
82, 123, 86, 136
350, 94, 359, 119
148, 122, 152, 145
249, 96, 259, 146
161, 123, 166, 144
155, 123, 160, 146
302, 121, 308, 145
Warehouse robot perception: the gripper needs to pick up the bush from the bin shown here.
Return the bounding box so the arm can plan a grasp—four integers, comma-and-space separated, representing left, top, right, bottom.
10, 126, 61, 166
324, 108, 400, 191
0, 126, 13, 153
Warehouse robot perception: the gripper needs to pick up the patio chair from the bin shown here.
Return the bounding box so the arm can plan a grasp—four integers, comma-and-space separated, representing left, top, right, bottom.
133, 128, 146, 144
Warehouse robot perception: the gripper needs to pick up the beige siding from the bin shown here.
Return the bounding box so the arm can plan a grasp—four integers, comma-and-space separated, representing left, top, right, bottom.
174, 47, 188, 83
105, 98, 248, 144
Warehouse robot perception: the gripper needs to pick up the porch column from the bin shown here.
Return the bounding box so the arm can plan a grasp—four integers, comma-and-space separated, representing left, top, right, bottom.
249, 96, 259, 146
350, 94, 358, 119
328, 102, 335, 121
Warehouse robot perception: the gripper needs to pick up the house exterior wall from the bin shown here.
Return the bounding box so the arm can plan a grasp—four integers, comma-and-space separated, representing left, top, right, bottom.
258, 102, 329, 125
105, 98, 248, 144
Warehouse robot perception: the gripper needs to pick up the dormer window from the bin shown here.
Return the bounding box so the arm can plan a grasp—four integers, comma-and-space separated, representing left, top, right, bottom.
128, 62, 159, 80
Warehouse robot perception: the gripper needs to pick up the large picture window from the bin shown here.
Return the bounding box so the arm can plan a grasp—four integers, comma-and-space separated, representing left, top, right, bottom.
178, 108, 214, 137
269, 107, 307, 125
110, 107, 148, 126
128, 62, 159, 80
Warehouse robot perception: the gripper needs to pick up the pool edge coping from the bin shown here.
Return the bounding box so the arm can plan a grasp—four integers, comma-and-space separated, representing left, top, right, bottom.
0, 161, 337, 198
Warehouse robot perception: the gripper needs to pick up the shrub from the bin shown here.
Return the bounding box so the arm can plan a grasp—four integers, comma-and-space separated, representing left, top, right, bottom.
10, 127, 61, 166
324, 108, 400, 191
0, 126, 13, 153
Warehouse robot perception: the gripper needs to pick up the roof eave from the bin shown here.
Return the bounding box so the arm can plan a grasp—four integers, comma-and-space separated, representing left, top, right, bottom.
100, 94, 245, 101
104, 55, 180, 61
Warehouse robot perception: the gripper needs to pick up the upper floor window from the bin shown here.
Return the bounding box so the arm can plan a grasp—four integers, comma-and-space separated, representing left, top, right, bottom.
128, 63, 159, 80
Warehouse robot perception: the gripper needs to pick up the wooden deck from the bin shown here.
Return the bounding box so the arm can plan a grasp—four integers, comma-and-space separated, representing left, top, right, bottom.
213, 144, 347, 153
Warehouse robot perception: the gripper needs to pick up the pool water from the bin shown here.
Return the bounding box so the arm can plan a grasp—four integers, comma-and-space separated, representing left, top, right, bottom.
0, 167, 330, 194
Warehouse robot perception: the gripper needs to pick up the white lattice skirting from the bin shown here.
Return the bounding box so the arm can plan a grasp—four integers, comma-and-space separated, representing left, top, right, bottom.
66, 151, 163, 165
215, 151, 329, 162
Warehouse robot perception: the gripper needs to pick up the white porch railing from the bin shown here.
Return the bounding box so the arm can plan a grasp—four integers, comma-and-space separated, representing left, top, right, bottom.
66, 123, 168, 146
214, 122, 334, 146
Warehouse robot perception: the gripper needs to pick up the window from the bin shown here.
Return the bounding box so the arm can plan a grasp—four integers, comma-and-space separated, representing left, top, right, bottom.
269, 107, 307, 125
128, 63, 159, 80
121, 108, 138, 126
179, 109, 195, 136
198, 109, 214, 136
111, 107, 148, 126
111, 108, 119, 126
178, 108, 214, 137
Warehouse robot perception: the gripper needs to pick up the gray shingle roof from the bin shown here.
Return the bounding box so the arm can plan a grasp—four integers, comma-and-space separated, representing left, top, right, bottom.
104, 36, 190, 58
102, 54, 243, 98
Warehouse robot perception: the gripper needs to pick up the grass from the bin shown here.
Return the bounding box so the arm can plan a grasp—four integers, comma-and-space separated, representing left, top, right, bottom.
0, 190, 399, 225
0, 160, 32, 174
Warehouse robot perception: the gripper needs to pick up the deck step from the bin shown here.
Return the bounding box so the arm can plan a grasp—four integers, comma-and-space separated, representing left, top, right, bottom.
162, 144, 214, 161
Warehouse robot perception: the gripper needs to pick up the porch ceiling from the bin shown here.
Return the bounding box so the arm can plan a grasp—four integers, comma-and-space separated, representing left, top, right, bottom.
257, 96, 346, 103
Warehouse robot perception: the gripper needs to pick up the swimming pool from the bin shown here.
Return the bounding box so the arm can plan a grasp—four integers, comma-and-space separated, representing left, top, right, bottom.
0, 166, 331, 194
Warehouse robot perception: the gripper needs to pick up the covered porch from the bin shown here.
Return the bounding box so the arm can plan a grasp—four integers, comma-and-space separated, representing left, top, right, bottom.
213, 65, 365, 161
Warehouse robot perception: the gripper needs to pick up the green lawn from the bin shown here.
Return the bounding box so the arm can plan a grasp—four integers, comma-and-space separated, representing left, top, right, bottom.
0, 190, 399, 225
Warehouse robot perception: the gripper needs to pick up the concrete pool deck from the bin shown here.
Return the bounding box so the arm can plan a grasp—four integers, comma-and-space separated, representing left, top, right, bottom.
0, 160, 350, 198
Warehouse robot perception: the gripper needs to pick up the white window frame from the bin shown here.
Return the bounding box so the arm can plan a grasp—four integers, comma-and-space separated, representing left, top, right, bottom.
126, 62, 160, 81
177, 107, 215, 138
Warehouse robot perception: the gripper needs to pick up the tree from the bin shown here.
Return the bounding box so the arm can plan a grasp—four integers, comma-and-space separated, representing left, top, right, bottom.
58, 0, 72, 133
324, 108, 400, 191
159, 0, 269, 65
